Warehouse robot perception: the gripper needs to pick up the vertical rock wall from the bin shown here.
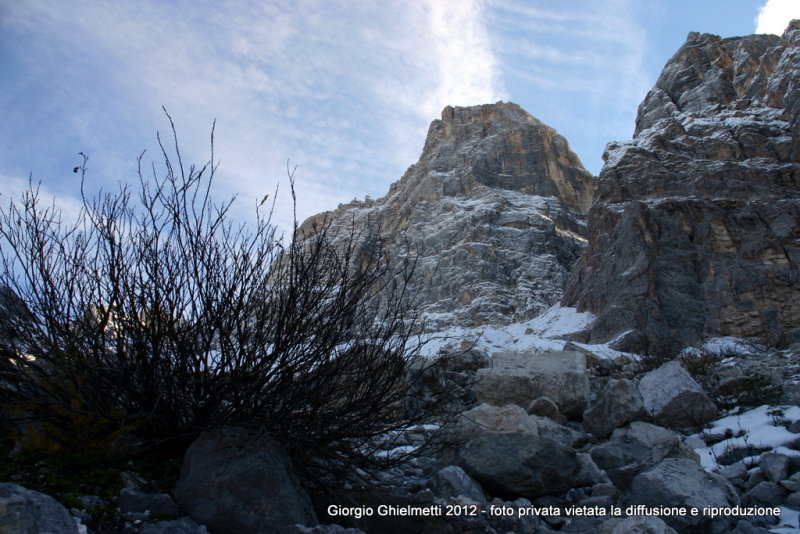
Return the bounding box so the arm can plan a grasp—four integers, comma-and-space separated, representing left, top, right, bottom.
563, 22, 800, 353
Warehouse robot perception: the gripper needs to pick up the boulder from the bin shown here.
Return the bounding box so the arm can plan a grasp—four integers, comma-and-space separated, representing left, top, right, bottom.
450, 403, 537, 443
590, 422, 697, 491
449, 402, 587, 448
638, 360, 717, 427
526, 396, 563, 421
174, 427, 317, 534
0, 483, 79, 534
428, 465, 486, 505
759, 452, 790, 482
582, 378, 645, 438
457, 432, 592, 499
741, 481, 786, 507
625, 458, 739, 532
476, 350, 590, 417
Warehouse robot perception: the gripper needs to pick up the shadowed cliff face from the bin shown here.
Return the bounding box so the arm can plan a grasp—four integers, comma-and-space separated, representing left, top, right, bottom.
563, 21, 800, 353
300, 102, 595, 328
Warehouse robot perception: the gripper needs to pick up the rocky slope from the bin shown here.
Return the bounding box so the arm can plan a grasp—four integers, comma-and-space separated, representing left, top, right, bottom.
563, 21, 800, 353
301, 102, 594, 328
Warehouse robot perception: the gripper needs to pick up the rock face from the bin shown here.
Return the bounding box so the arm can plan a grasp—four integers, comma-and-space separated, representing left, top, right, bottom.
301, 102, 594, 328
563, 21, 800, 353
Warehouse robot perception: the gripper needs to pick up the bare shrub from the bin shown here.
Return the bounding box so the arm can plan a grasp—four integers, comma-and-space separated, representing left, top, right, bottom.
0, 113, 449, 484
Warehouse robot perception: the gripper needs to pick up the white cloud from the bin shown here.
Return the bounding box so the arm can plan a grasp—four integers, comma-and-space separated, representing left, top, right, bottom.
423, 0, 505, 117
755, 0, 800, 35
1, 0, 505, 234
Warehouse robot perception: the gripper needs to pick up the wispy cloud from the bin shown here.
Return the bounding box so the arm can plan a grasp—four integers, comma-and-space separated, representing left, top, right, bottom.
487, 0, 649, 171
755, 0, 800, 35
0, 0, 505, 233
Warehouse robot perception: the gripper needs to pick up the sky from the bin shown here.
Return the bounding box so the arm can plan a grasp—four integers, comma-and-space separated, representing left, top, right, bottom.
1, 0, 799, 233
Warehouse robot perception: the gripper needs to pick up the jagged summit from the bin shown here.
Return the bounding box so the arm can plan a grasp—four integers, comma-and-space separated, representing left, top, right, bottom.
564, 20, 800, 353
301, 102, 595, 328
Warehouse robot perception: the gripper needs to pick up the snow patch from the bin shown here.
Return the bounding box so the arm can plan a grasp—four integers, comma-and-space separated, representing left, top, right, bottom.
692, 405, 800, 472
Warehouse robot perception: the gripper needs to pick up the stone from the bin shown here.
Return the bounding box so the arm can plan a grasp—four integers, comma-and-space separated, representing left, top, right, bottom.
638, 360, 717, 427
609, 515, 678, 534
449, 402, 537, 443
625, 458, 739, 532
476, 350, 590, 417
457, 432, 592, 499
563, 23, 800, 354
447, 403, 587, 449
428, 465, 487, 505
526, 396, 562, 421
590, 422, 697, 470
590, 422, 698, 491
140, 517, 209, 534
174, 427, 317, 534
759, 451, 790, 482
119, 487, 179, 516
299, 102, 594, 330
786, 491, 800, 508
741, 481, 786, 507
582, 378, 645, 438
0, 483, 79, 534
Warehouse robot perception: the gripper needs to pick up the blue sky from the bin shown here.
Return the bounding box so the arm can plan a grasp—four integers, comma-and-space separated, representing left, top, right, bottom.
1, 0, 799, 232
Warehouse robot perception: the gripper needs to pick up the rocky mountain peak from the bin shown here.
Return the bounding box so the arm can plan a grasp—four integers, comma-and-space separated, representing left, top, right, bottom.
301, 102, 595, 328
564, 21, 800, 353
427, 102, 541, 147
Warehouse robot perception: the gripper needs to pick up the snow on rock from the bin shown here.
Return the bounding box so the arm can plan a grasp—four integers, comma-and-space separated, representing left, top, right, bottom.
693, 405, 800, 472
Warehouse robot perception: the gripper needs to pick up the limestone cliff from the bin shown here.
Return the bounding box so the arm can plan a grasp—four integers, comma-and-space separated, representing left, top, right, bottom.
301, 102, 594, 328
563, 21, 800, 353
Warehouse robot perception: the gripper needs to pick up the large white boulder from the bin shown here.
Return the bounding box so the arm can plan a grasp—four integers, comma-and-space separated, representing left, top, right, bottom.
638, 360, 717, 427
476, 350, 590, 417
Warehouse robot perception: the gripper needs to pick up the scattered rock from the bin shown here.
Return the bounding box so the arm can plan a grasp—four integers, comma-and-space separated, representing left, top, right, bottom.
476, 350, 590, 417
0, 483, 79, 534
582, 378, 645, 438
638, 360, 717, 427
174, 427, 317, 534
